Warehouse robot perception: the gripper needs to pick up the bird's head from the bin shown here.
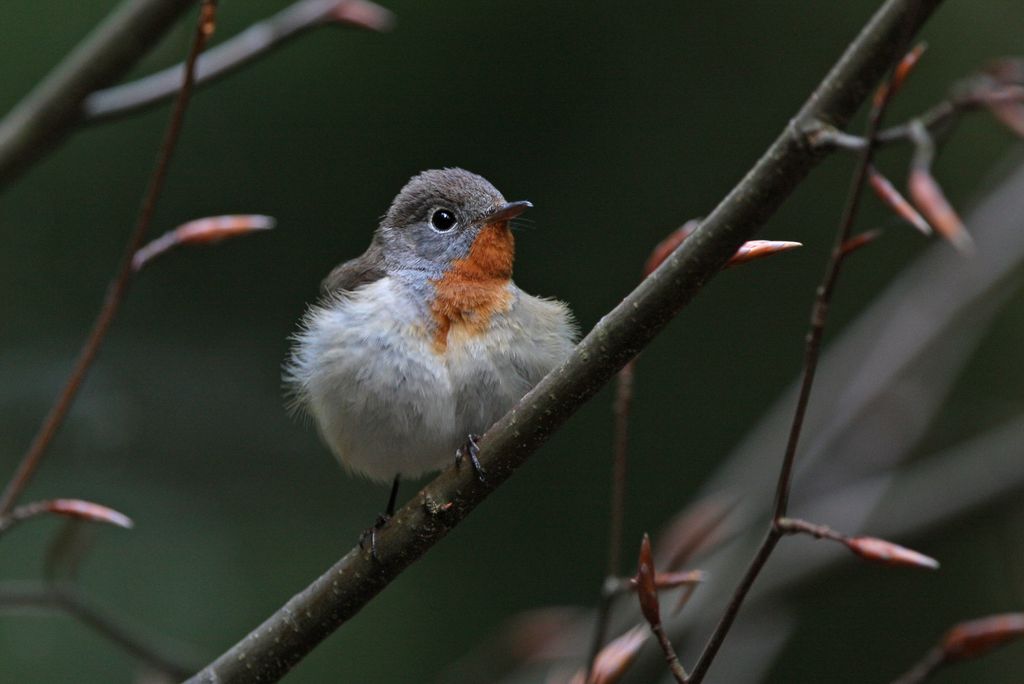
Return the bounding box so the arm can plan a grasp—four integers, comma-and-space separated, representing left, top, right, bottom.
376, 168, 531, 281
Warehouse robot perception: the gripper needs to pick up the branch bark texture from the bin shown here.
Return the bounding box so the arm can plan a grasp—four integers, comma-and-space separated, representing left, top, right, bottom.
0, 0, 195, 189
185, 0, 944, 681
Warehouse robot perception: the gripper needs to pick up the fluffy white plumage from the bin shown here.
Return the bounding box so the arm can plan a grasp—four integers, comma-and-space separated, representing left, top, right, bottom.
286, 276, 575, 482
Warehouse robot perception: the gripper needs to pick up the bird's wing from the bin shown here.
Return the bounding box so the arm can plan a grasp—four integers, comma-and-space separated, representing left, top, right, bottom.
320, 238, 386, 295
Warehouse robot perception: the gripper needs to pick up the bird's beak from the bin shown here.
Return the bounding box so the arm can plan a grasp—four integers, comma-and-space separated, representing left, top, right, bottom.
483, 200, 532, 223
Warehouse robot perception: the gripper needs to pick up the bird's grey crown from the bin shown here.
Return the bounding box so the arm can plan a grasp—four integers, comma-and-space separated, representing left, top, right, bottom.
383, 168, 506, 230
322, 168, 514, 295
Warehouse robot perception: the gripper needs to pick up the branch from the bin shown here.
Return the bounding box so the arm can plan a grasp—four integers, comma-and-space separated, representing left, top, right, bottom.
810, 81, 1024, 150
586, 358, 637, 677
687, 31, 918, 684
182, 1, 944, 682
83, 0, 395, 122
0, 1, 217, 515
0, 0, 196, 190
0, 582, 198, 679
585, 223, 799, 677
496, 146, 1024, 682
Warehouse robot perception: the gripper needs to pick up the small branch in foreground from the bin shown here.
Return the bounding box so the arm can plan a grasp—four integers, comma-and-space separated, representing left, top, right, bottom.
775, 42, 902, 519
0, 582, 198, 679
892, 614, 1024, 684
687, 39, 921, 684
505, 196, 1024, 680
586, 358, 636, 678
0, 1, 218, 516
608, 362, 635, 583
183, 2, 943, 681
0, 0, 196, 190
585, 225, 798, 677
84, 0, 395, 122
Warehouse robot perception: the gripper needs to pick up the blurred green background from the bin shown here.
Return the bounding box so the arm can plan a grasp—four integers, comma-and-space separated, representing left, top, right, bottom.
2, 1, 1023, 682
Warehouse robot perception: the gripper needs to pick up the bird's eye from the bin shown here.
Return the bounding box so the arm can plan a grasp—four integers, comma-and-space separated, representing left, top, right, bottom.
430, 209, 457, 232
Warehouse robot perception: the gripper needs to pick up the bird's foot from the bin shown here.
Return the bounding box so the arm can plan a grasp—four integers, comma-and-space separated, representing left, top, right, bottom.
455, 433, 486, 483
358, 513, 391, 562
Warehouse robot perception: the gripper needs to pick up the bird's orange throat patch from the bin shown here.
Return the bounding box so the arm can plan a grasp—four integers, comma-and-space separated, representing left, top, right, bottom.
429, 222, 515, 352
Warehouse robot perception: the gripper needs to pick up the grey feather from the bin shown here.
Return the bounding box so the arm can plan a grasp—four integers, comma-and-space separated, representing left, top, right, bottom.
320, 238, 386, 295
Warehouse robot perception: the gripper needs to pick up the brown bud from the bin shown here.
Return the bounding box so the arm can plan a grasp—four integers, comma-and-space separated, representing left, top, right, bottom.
635, 534, 661, 626
726, 240, 802, 268
884, 42, 928, 103
868, 167, 931, 235
327, 0, 396, 32
41, 499, 134, 529
908, 169, 973, 254
844, 536, 939, 570
840, 229, 883, 257
941, 613, 1024, 662
132, 214, 275, 271
643, 220, 700, 277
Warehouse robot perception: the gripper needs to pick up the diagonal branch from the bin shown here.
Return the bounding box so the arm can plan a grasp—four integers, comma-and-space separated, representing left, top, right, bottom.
496, 149, 1024, 682
0, 1, 217, 516
83, 0, 395, 122
0, 0, 196, 190
687, 35, 913, 683
183, 1, 944, 682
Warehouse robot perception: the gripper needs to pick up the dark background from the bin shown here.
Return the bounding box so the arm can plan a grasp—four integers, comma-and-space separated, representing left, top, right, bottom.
1, 1, 1023, 682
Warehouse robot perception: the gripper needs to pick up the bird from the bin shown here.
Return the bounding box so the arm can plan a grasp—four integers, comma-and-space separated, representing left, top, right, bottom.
286, 168, 577, 531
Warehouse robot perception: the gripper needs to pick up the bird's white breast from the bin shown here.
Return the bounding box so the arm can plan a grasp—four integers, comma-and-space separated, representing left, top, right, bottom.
286, 277, 575, 482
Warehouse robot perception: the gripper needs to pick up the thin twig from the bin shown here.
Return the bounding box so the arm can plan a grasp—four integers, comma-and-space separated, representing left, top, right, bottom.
652, 622, 689, 683
585, 224, 799, 677
776, 517, 849, 542
686, 33, 917, 684
609, 361, 635, 583
809, 83, 1024, 151
586, 359, 637, 675
686, 528, 781, 683
84, 0, 395, 122
0, 0, 196, 189
502, 155, 1024, 682
0, 499, 133, 538
0, 581, 198, 679
182, 2, 943, 682
776, 80, 892, 519
0, 1, 218, 516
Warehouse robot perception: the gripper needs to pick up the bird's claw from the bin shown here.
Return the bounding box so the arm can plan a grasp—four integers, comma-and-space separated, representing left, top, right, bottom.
358, 513, 391, 562
455, 433, 486, 483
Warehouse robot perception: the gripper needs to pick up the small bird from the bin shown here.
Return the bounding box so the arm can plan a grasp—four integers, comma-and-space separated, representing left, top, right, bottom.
286, 168, 576, 523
